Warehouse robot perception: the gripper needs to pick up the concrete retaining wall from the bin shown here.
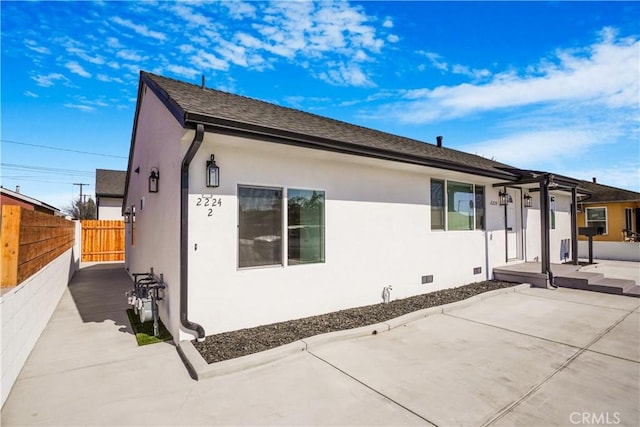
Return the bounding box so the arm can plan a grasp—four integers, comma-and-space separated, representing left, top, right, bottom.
1, 221, 81, 407
578, 241, 640, 262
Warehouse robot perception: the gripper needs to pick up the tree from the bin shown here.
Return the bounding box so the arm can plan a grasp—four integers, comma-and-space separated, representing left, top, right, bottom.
65, 197, 96, 220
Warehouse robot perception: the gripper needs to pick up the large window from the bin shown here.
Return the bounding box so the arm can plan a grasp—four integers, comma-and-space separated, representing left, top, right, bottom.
431, 179, 484, 231
447, 181, 474, 230
586, 207, 607, 235
287, 189, 325, 265
431, 179, 445, 230
238, 186, 283, 268
238, 185, 325, 268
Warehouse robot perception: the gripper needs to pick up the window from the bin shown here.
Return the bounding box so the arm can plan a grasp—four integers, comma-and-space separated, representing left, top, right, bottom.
431, 179, 484, 231
287, 189, 325, 265
431, 179, 445, 230
475, 186, 485, 230
625, 208, 633, 232
550, 196, 556, 229
238, 186, 283, 268
131, 205, 136, 246
586, 207, 607, 235
447, 181, 474, 231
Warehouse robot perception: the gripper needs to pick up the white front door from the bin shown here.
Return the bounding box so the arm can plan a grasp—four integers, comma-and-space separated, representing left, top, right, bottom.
506, 188, 523, 260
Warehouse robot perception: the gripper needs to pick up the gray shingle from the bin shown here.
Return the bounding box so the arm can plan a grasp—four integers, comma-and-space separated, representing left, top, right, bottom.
96, 169, 126, 197
141, 71, 520, 179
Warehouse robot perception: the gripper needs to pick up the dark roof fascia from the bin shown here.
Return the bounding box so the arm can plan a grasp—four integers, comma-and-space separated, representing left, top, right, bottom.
142, 72, 188, 127
122, 74, 146, 215
182, 113, 518, 181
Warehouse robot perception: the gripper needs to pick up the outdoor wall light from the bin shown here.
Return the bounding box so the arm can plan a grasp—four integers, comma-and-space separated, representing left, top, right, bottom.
124, 209, 131, 223
148, 168, 159, 193
523, 193, 533, 208
206, 154, 220, 188
499, 190, 513, 206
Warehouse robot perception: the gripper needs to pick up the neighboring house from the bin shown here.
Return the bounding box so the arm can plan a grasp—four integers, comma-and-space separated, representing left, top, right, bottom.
95, 169, 126, 220
124, 71, 586, 342
0, 186, 62, 216
577, 178, 640, 242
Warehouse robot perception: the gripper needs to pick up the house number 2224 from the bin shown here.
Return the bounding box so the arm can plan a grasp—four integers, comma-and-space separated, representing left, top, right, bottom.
196, 197, 222, 217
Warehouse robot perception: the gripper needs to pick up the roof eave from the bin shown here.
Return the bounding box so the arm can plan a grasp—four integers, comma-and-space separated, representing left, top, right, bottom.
183, 112, 518, 181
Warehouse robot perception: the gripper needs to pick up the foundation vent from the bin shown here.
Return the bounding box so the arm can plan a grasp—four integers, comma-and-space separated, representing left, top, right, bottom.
422, 275, 434, 284
473, 267, 482, 275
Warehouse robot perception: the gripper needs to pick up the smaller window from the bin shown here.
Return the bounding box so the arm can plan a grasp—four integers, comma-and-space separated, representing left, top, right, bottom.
475, 186, 485, 230
431, 179, 445, 230
447, 181, 474, 231
550, 196, 556, 230
287, 189, 325, 265
586, 207, 607, 235
625, 208, 633, 232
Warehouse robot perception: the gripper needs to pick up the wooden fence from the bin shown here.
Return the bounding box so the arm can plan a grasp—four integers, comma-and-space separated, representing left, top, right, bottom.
81, 220, 125, 262
1, 205, 75, 288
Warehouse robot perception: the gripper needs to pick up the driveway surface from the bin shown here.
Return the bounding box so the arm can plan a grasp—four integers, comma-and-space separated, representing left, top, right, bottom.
1, 262, 638, 426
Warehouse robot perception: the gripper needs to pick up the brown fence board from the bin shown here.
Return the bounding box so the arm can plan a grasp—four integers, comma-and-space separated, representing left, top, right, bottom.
81, 220, 125, 262
1, 206, 75, 288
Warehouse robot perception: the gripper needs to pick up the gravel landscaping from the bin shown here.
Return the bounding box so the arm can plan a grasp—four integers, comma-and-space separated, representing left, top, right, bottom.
193, 280, 519, 363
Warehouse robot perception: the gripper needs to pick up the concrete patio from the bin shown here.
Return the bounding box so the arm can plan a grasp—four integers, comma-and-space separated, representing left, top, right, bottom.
1, 262, 639, 426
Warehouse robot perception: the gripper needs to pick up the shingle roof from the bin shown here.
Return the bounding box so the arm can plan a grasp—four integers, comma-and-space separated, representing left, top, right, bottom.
140, 71, 521, 180
95, 169, 126, 197
579, 180, 640, 203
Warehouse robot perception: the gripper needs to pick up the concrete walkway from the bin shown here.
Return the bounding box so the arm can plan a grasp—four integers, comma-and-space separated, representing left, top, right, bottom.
2, 262, 639, 426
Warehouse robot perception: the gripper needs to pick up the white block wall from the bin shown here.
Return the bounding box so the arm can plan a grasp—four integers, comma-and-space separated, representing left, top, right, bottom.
0, 222, 80, 407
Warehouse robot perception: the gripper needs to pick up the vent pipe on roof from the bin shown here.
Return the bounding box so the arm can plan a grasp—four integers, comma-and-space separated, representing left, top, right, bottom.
592, 177, 597, 183
15, 185, 20, 193
201, 75, 205, 89
436, 136, 443, 148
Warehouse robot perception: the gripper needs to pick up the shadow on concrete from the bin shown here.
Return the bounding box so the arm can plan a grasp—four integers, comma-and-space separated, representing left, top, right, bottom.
67, 262, 135, 336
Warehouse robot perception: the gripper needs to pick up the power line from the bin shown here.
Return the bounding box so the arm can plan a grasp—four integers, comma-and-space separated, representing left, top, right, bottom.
1, 163, 95, 176
1, 139, 127, 159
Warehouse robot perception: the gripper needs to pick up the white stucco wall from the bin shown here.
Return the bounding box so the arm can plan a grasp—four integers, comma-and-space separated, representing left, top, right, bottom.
1, 221, 80, 407
184, 132, 514, 336
97, 197, 123, 220
124, 86, 185, 340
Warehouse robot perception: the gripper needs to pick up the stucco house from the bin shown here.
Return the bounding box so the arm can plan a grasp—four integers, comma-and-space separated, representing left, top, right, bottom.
577, 178, 640, 242
124, 71, 585, 342
95, 169, 126, 220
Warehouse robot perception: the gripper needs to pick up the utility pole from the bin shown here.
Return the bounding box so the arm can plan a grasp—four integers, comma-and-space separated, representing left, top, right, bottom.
73, 183, 89, 201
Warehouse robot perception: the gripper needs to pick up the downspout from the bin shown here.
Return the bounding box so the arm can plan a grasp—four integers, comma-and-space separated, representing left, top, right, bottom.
180, 123, 206, 342
571, 187, 578, 265
539, 174, 555, 287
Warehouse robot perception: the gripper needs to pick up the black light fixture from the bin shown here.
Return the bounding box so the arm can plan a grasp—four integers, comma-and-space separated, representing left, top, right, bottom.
206, 154, 220, 188
523, 193, 533, 208
499, 190, 513, 206
124, 209, 131, 223
148, 168, 159, 193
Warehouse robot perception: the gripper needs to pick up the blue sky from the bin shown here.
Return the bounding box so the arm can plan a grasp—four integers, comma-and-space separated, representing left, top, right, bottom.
2, 1, 639, 210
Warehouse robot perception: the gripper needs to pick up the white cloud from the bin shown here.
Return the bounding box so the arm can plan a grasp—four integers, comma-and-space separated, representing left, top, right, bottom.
192, 51, 229, 71
65, 61, 92, 78
116, 50, 146, 62
317, 61, 374, 87
107, 37, 123, 48
563, 163, 640, 192
382, 18, 393, 28
388, 30, 639, 123
64, 103, 95, 112
66, 47, 105, 65
166, 64, 200, 79
31, 73, 66, 87
112, 16, 166, 41
96, 74, 123, 83
24, 39, 50, 54
221, 0, 257, 20
387, 34, 399, 43
24, 91, 39, 98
